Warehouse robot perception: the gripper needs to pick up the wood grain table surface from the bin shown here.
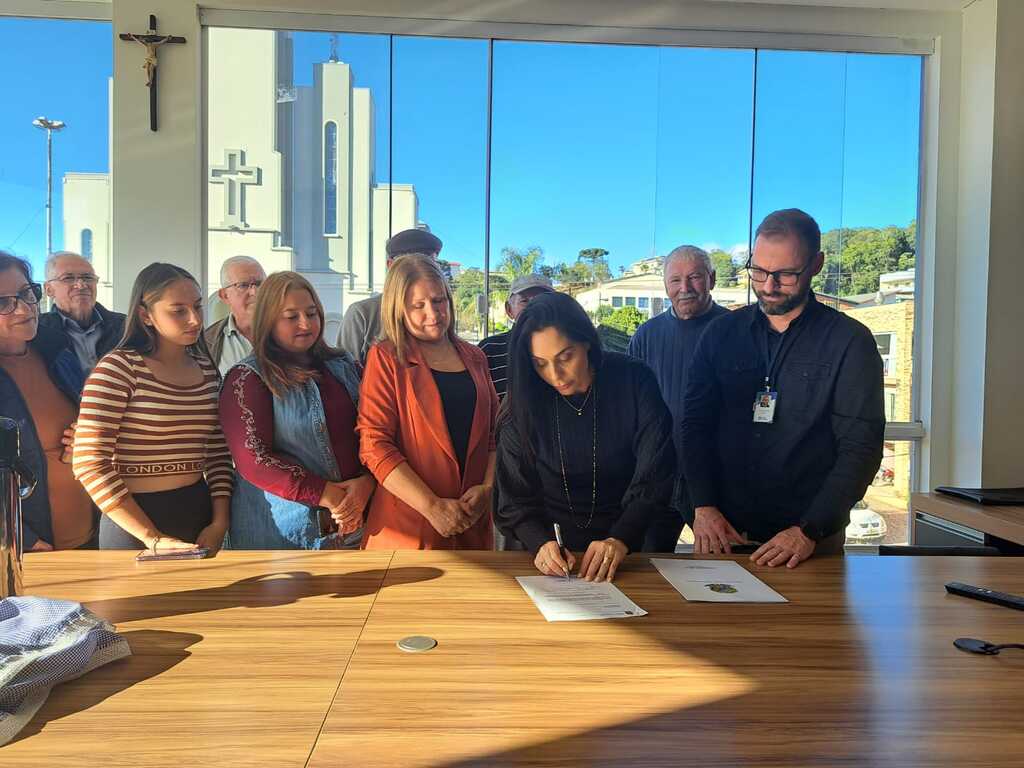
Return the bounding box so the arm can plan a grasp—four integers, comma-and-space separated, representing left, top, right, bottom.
5, 551, 1024, 767
912, 492, 1024, 545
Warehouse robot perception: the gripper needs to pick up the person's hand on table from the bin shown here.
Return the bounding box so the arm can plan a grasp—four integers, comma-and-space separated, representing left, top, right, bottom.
578, 537, 627, 582
534, 540, 576, 577
143, 533, 198, 552
195, 520, 228, 554
30, 539, 54, 552
693, 506, 748, 554
422, 497, 473, 538
750, 525, 815, 568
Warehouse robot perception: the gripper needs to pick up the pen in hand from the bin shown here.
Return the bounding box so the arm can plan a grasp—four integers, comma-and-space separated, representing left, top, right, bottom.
553, 522, 571, 580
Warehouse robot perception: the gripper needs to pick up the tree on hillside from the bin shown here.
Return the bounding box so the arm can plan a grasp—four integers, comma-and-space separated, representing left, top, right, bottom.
551, 248, 612, 294
814, 221, 916, 296
497, 246, 544, 279
453, 267, 485, 335
577, 248, 612, 284
708, 249, 738, 286
436, 259, 455, 284
490, 246, 544, 316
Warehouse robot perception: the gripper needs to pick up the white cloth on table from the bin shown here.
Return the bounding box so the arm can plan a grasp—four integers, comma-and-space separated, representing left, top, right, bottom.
0, 596, 130, 746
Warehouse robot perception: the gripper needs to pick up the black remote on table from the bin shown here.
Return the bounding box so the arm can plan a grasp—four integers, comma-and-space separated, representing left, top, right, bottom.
945, 582, 1024, 611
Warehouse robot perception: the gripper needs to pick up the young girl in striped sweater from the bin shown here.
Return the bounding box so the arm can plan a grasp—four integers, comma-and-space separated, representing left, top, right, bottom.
73, 263, 233, 552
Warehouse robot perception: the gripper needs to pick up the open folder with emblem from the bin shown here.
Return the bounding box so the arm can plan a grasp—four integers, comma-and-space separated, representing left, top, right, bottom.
650, 559, 788, 603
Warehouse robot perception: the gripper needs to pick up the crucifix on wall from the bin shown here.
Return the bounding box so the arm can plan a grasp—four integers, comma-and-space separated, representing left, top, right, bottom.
119, 15, 186, 132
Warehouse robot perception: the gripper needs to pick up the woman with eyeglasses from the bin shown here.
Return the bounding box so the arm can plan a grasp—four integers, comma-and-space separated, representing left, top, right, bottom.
494, 292, 676, 582
73, 263, 233, 553
0, 251, 95, 551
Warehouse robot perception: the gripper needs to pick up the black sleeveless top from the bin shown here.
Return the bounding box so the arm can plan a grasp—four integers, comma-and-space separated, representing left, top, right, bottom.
430, 369, 477, 477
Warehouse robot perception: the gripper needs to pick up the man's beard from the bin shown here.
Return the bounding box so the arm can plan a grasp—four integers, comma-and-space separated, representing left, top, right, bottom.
755, 285, 809, 316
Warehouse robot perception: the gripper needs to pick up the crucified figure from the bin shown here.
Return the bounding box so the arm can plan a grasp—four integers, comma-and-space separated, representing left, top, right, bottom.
118, 16, 187, 132
127, 34, 173, 86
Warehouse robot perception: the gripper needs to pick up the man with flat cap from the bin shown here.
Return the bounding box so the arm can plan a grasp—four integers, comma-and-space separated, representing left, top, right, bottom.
479, 273, 554, 397
337, 228, 442, 363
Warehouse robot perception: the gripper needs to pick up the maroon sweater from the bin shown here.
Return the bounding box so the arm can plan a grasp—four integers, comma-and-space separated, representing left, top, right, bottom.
219, 365, 361, 505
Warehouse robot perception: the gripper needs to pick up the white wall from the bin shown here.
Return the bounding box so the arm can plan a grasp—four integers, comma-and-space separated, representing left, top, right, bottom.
950, 0, 996, 485
111, 2, 202, 308
351, 88, 373, 293
980, 0, 1024, 485
206, 27, 290, 287
62, 173, 113, 308
318, 60, 353, 277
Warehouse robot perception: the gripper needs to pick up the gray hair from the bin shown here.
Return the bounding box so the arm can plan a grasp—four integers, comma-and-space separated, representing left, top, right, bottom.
663, 245, 714, 275
219, 255, 264, 288
45, 251, 92, 281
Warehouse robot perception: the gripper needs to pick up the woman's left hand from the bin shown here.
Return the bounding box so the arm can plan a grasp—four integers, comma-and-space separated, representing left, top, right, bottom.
578, 538, 628, 582
328, 474, 376, 533
195, 521, 228, 555
459, 484, 492, 525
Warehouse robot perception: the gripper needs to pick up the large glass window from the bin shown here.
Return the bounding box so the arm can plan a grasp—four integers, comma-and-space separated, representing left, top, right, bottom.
392, 36, 488, 340
204, 27, 923, 546
0, 17, 112, 306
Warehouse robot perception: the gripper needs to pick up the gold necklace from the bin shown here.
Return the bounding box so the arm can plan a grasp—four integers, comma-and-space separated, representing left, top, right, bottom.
558, 383, 593, 416
555, 383, 598, 529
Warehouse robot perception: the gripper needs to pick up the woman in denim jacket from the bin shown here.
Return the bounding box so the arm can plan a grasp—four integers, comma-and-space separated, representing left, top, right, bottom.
219, 271, 375, 549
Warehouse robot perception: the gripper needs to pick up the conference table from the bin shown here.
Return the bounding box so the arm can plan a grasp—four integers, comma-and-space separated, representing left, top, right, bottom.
4, 550, 1023, 767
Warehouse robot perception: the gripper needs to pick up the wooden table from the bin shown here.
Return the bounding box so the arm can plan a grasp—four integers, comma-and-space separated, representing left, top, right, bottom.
5, 551, 1024, 767
913, 492, 1024, 546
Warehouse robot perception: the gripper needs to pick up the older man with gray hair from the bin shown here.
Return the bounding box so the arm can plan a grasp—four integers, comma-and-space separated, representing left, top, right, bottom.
627, 244, 730, 552
204, 255, 266, 375
39, 251, 125, 376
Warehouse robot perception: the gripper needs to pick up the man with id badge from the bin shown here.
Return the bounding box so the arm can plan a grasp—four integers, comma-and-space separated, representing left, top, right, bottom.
681, 209, 884, 568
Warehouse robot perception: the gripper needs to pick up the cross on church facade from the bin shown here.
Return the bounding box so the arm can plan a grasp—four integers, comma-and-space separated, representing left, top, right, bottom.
118, 15, 186, 132
209, 149, 261, 228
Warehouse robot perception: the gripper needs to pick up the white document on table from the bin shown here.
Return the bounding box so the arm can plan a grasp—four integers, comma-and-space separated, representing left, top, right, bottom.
650, 559, 788, 603
516, 576, 648, 622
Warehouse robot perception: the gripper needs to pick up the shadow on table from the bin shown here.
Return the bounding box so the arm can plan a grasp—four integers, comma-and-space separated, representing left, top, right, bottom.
9, 628, 201, 745
84, 567, 444, 625
371, 554, 949, 767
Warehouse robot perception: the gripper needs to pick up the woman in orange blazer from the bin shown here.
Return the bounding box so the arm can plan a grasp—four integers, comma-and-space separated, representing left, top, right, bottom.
357, 254, 498, 549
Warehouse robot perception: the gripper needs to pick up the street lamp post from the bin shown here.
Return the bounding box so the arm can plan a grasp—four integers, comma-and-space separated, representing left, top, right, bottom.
32, 116, 66, 258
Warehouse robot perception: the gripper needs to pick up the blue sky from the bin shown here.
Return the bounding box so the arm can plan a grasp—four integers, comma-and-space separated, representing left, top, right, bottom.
1, 18, 921, 279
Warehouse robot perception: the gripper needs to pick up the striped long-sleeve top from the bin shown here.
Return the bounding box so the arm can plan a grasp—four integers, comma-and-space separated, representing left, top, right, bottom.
72, 349, 234, 513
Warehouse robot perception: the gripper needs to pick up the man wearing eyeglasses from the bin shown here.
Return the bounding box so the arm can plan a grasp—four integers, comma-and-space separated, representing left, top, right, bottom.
38, 252, 125, 376
205, 255, 266, 375
681, 208, 884, 568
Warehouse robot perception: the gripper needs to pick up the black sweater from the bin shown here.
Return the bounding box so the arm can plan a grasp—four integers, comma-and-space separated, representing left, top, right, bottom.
681, 295, 884, 541
495, 352, 675, 553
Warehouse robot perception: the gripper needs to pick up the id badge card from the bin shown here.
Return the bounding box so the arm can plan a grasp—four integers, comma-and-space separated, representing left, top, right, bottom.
753, 390, 778, 423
